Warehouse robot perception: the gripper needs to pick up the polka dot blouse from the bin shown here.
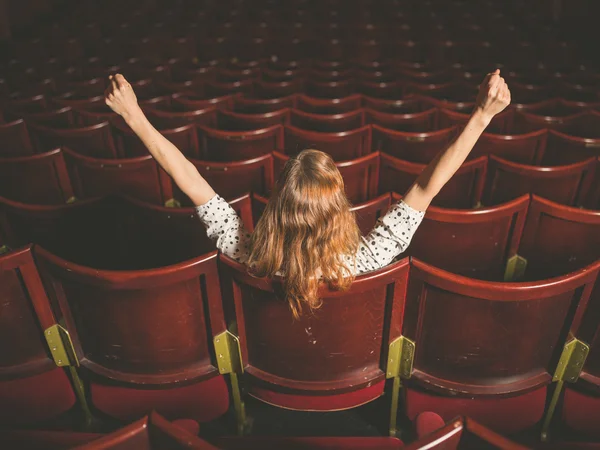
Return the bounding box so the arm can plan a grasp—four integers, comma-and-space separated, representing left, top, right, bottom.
196, 194, 425, 275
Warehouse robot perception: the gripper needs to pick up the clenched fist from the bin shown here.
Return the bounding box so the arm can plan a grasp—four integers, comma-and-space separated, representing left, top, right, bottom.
475, 69, 511, 121
104, 74, 143, 123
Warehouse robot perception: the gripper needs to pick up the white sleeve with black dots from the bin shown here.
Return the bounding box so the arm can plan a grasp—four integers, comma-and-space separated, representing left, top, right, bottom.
195, 194, 251, 264
354, 200, 425, 274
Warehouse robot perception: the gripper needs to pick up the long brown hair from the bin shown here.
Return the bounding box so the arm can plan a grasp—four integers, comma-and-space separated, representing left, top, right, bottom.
248, 149, 361, 318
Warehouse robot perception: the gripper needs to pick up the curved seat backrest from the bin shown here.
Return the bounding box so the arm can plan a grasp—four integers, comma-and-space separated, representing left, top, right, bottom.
362, 96, 427, 115
145, 106, 218, 130
0, 119, 35, 156
122, 193, 254, 269
35, 247, 226, 387
290, 108, 365, 133
217, 108, 290, 131
283, 125, 371, 161
396, 193, 529, 280
404, 258, 600, 397
218, 255, 410, 396
233, 95, 296, 114
0, 246, 58, 381
380, 153, 486, 209
372, 124, 457, 164
199, 125, 283, 161
438, 108, 514, 135
295, 94, 362, 114
63, 148, 173, 205
544, 129, 600, 166
177, 154, 274, 205
0, 149, 74, 205
365, 108, 437, 133
472, 129, 547, 165
518, 195, 600, 280
483, 155, 596, 207
29, 121, 118, 158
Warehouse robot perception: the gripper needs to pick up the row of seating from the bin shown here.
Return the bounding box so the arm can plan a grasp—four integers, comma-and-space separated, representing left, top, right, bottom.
1, 242, 598, 438
1, 187, 598, 281
0, 412, 548, 449
1, 147, 598, 211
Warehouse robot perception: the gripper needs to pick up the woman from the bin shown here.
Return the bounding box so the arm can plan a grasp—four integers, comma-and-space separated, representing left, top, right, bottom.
105, 71, 510, 317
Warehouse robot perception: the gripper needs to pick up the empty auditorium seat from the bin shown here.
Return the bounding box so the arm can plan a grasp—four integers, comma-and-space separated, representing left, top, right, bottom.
273, 151, 379, 204
365, 108, 437, 133
289, 109, 365, 132
0, 149, 74, 204
172, 92, 237, 111
62, 148, 174, 205
402, 258, 600, 434
514, 109, 588, 134
305, 79, 356, 98
217, 108, 290, 130
284, 125, 371, 160
372, 125, 457, 164
517, 195, 600, 280
176, 153, 274, 205
295, 94, 362, 114
482, 155, 596, 207
352, 193, 393, 235
0, 119, 35, 156
543, 129, 600, 165
122, 194, 254, 268
438, 108, 515, 135
145, 105, 218, 129
362, 96, 429, 115
396, 193, 529, 280
218, 254, 411, 435
0, 246, 77, 425
233, 95, 297, 113
379, 153, 486, 209
34, 247, 230, 423
198, 124, 283, 161
29, 121, 120, 158
470, 129, 547, 164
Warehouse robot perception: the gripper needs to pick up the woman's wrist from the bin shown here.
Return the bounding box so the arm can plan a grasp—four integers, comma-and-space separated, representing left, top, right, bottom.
470, 107, 493, 129
122, 106, 146, 129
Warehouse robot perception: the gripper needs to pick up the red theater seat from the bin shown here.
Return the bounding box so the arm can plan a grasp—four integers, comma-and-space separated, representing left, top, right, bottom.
403, 258, 600, 434
218, 254, 410, 434
482, 155, 596, 207
34, 248, 230, 423
543, 129, 600, 165
398, 193, 529, 280
438, 107, 514, 135
29, 121, 119, 158
233, 95, 296, 113
365, 108, 437, 133
0, 246, 76, 425
172, 92, 237, 111
198, 124, 283, 161
217, 108, 290, 130
290, 109, 365, 132
379, 153, 486, 209
469, 129, 547, 164
372, 125, 457, 164
362, 96, 429, 115
0, 149, 74, 204
295, 94, 362, 114
145, 105, 218, 129
62, 148, 173, 205
283, 125, 371, 160
0, 119, 35, 156
216, 436, 404, 450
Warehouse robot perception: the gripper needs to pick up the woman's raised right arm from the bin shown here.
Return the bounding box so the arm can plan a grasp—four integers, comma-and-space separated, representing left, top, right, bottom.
104, 74, 216, 206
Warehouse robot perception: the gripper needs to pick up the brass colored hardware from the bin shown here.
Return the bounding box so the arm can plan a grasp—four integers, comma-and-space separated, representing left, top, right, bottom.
406, 136, 425, 142
68, 366, 93, 429
387, 336, 415, 380
503, 254, 527, 281
0, 245, 9, 255
541, 338, 589, 442
66, 197, 77, 204
44, 324, 79, 367
214, 330, 244, 375
387, 336, 415, 436
164, 198, 181, 208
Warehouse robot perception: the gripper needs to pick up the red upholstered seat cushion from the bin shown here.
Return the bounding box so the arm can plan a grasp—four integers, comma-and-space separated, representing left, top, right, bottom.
90, 375, 229, 422
562, 387, 600, 439
404, 386, 546, 434
415, 411, 446, 438
248, 380, 386, 411
0, 367, 76, 425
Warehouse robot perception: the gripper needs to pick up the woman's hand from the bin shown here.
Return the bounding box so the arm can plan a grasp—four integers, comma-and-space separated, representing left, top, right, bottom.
474, 69, 511, 122
104, 74, 143, 124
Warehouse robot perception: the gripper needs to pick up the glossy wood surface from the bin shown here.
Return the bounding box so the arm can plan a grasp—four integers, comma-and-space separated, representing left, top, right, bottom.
295, 94, 362, 114
404, 258, 600, 396
283, 125, 371, 161
290, 109, 365, 132
217, 108, 290, 130
0, 149, 74, 205
365, 108, 437, 133
199, 124, 283, 161
219, 254, 409, 395
379, 153, 486, 209
35, 247, 226, 386
30, 121, 119, 158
